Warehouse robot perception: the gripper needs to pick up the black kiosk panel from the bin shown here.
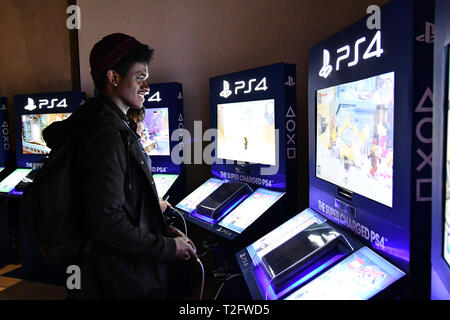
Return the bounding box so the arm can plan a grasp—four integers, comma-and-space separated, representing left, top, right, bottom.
237, 0, 430, 300
176, 63, 297, 243
431, 0, 450, 300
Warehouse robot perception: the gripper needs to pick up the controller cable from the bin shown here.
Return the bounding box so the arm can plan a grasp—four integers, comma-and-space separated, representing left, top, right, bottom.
164, 196, 188, 238
195, 256, 205, 300
164, 199, 204, 300
214, 273, 243, 300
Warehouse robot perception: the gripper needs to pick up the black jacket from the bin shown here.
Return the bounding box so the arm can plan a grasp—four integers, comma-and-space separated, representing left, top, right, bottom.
43, 96, 176, 299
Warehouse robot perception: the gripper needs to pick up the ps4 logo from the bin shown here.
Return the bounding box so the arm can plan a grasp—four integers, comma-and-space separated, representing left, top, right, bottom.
24, 97, 68, 111
285, 76, 295, 87
319, 30, 384, 79
219, 77, 268, 99
416, 21, 434, 44
147, 91, 162, 103
239, 252, 249, 267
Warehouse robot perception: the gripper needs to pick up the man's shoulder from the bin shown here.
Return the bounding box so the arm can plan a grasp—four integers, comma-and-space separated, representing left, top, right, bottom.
80, 98, 128, 132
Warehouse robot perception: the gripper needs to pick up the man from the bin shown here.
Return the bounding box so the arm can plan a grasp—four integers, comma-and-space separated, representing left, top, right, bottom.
43, 33, 196, 299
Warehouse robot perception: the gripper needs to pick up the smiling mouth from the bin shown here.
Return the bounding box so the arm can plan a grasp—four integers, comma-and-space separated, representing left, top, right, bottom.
138, 92, 147, 100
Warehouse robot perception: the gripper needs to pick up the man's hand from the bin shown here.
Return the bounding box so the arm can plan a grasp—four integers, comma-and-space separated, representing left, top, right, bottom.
159, 199, 172, 213
174, 236, 197, 261
168, 226, 196, 254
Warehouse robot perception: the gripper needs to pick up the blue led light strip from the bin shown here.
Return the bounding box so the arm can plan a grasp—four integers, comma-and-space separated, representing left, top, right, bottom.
263, 253, 345, 300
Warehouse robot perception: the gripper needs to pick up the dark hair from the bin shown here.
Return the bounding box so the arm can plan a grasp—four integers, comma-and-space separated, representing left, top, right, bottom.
94, 44, 154, 91
127, 107, 146, 123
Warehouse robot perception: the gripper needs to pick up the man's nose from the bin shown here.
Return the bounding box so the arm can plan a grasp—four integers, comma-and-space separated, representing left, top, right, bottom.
142, 81, 150, 92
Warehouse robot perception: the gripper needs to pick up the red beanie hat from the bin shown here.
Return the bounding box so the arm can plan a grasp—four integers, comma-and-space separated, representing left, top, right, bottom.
89, 33, 142, 85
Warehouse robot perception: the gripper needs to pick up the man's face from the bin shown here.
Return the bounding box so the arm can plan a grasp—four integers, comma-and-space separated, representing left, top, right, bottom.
116, 62, 150, 109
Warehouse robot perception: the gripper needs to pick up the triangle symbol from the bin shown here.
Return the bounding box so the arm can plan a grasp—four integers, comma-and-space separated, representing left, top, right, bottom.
178, 114, 184, 122
415, 87, 433, 113
286, 105, 296, 118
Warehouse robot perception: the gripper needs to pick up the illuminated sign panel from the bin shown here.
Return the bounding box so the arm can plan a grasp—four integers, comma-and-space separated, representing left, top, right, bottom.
0, 168, 32, 193
176, 178, 224, 213
319, 31, 383, 79
152, 173, 178, 198
219, 77, 268, 99
284, 246, 405, 300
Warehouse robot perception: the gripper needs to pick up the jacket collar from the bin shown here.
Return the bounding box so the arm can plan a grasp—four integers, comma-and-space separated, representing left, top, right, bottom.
99, 95, 134, 125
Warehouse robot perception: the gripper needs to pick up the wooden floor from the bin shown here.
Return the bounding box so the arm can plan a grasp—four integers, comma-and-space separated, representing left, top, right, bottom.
0, 264, 68, 300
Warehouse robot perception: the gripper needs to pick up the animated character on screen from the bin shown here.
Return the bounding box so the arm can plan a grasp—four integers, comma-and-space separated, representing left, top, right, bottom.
141, 109, 170, 155
367, 76, 394, 180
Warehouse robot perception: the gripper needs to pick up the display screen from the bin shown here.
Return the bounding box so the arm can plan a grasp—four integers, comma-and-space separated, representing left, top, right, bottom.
247, 209, 326, 263
152, 174, 178, 198
217, 99, 276, 166
284, 246, 405, 300
141, 107, 170, 156
218, 188, 284, 233
0, 168, 33, 193
175, 178, 224, 213
316, 72, 394, 207
444, 48, 450, 267
21, 113, 71, 155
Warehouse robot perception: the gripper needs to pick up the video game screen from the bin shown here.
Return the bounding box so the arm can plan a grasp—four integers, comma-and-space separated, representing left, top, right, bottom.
218, 188, 284, 234
444, 48, 450, 267
217, 99, 276, 166
152, 174, 178, 198
176, 178, 224, 213
284, 246, 405, 300
21, 113, 71, 155
316, 72, 394, 207
140, 107, 170, 156
0, 168, 33, 193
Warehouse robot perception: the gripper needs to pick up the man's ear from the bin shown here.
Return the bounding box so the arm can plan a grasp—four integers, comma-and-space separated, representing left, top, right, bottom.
106, 70, 120, 87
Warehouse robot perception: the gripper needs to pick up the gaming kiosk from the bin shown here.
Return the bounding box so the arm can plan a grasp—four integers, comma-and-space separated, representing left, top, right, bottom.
0, 97, 15, 268
431, 0, 450, 300
142, 82, 185, 204
0, 91, 85, 283
0, 91, 86, 197
237, 0, 433, 300
175, 63, 298, 247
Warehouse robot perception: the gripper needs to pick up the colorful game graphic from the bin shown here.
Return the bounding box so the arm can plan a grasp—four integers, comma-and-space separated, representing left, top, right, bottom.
140, 108, 170, 156
152, 174, 178, 198
316, 72, 394, 207
217, 99, 276, 166
218, 188, 284, 234
445, 52, 450, 267
21, 113, 71, 155
176, 178, 224, 213
0, 168, 33, 193
284, 246, 405, 300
